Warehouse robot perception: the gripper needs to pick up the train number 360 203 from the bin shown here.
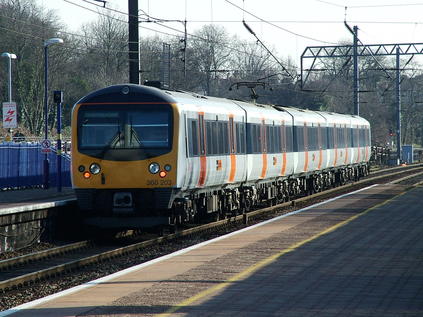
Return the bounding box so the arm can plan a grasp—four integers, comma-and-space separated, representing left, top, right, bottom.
146, 179, 172, 186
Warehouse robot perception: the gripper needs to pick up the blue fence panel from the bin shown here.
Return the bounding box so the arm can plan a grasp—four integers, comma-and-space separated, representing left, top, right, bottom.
48, 149, 72, 187
0, 142, 71, 189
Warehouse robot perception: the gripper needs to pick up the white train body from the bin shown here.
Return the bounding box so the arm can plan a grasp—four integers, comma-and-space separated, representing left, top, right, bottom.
170, 90, 370, 192
72, 84, 370, 228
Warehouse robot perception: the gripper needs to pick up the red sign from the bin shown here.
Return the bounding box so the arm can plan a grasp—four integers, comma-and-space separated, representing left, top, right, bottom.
2, 102, 17, 129
41, 139, 52, 153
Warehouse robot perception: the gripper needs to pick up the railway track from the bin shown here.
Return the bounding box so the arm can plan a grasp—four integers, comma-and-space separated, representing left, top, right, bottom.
1, 163, 423, 309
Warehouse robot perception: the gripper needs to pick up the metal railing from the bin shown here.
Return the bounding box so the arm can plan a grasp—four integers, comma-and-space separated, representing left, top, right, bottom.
0, 141, 71, 189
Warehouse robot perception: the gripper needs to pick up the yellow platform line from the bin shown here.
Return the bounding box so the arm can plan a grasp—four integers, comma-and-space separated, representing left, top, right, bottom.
158, 190, 406, 317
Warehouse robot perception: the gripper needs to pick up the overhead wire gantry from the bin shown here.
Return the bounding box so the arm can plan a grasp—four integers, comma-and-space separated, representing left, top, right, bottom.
301, 36, 423, 164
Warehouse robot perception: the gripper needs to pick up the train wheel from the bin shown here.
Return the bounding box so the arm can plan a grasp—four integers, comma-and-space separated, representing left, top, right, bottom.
242, 198, 252, 213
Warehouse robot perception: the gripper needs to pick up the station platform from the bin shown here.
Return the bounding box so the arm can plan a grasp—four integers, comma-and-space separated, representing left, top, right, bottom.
2, 183, 423, 316
0, 187, 75, 215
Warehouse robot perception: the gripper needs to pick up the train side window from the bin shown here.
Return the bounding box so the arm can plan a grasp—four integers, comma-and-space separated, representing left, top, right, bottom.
266, 126, 272, 153
294, 125, 304, 152
308, 126, 317, 151
247, 123, 259, 154
217, 122, 224, 154
293, 125, 298, 152
247, 123, 258, 154
327, 127, 333, 149
342, 127, 346, 148
345, 126, 350, 148
260, 123, 266, 153
218, 121, 229, 154
189, 119, 199, 156
355, 128, 359, 147
286, 125, 293, 152
313, 126, 319, 151
236, 122, 246, 154
246, 123, 252, 154
365, 127, 370, 146
252, 124, 258, 153
274, 125, 281, 153
337, 128, 343, 148
229, 117, 235, 154
279, 122, 289, 153
319, 125, 327, 150
273, 126, 278, 153
206, 121, 212, 155
212, 121, 218, 155
307, 127, 312, 151
199, 115, 205, 155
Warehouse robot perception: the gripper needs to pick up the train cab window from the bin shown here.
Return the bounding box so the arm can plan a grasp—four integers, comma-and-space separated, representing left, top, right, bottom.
79, 110, 120, 149
77, 104, 172, 160
129, 110, 170, 148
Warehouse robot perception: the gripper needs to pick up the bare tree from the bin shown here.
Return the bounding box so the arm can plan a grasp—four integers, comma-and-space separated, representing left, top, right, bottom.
80, 13, 128, 88
188, 25, 232, 96
0, 0, 65, 135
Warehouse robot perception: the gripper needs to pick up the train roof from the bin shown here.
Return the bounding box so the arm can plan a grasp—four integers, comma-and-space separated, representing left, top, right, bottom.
75, 84, 369, 126
76, 84, 176, 104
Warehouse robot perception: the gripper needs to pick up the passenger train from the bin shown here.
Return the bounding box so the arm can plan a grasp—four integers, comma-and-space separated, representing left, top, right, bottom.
71, 84, 371, 229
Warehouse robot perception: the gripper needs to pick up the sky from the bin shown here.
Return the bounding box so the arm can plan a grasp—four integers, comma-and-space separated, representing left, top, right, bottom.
38, 0, 423, 67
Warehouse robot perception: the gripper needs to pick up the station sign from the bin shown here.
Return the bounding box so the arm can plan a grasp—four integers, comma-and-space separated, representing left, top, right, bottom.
2, 102, 17, 129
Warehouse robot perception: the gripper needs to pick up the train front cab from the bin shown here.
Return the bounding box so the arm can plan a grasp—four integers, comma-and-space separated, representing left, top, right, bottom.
71, 85, 180, 229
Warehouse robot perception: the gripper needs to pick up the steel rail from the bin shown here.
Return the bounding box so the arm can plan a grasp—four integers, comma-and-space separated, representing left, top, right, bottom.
0, 240, 91, 271
1, 164, 423, 293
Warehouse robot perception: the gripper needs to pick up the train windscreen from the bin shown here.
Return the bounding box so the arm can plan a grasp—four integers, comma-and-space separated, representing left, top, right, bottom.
77, 104, 172, 160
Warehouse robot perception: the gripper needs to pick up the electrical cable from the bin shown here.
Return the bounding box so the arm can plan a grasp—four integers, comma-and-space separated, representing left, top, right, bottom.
315, 0, 423, 9
243, 20, 296, 80
224, 0, 337, 45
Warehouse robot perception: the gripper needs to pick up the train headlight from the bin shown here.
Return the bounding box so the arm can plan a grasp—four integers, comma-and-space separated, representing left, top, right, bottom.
78, 165, 85, 172
164, 164, 172, 172
149, 162, 160, 174
89, 163, 101, 175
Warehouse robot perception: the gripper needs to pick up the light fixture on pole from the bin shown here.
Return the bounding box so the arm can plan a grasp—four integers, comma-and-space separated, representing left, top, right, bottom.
1, 52, 17, 102
1, 52, 17, 141
43, 37, 63, 189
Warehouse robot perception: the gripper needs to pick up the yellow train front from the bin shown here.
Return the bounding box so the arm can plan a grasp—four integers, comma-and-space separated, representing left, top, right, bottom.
71, 84, 179, 229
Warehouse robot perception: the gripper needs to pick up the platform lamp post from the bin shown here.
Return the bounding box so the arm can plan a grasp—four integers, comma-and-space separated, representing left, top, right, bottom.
1, 52, 17, 141
1, 52, 17, 102
43, 37, 63, 189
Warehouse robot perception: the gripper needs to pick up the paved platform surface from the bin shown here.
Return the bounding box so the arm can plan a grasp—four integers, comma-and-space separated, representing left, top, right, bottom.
3, 183, 423, 317
0, 187, 75, 213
